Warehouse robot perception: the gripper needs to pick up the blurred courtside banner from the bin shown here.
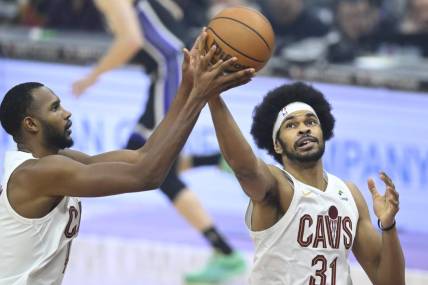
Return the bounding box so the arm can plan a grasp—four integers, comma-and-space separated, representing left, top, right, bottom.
0, 58, 427, 233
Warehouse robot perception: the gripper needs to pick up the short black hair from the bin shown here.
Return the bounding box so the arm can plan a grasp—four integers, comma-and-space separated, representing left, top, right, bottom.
250, 82, 335, 164
0, 82, 44, 139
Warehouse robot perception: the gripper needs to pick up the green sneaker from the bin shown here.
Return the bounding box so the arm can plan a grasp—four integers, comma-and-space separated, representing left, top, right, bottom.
185, 252, 247, 284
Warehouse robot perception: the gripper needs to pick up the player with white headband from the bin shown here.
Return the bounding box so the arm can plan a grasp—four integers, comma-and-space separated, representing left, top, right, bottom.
271, 101, 319, 146
208, 82, 405, 285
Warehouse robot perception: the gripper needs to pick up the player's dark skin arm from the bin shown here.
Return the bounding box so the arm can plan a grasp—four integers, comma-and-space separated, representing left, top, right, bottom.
60, 79, 191, 165
61, 33, 203, 165
8, 41, 255, 219
208, 96, 297, 232
348, 177, 405, 285
62, 31, 209, 165
208, 96, 278, 202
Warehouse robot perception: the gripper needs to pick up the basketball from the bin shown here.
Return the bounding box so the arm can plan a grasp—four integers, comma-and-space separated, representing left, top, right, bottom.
205, 6, 275, 72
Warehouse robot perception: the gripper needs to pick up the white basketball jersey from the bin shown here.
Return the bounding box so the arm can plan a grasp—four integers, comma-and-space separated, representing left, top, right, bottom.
246, 168, 359, 285
0, 151, 81, 285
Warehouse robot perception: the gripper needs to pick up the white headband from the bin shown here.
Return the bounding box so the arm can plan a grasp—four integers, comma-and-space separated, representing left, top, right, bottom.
272, 102, 318, 145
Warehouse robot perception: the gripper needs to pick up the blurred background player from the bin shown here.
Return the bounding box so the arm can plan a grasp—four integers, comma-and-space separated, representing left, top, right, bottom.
70, 0, 246, 283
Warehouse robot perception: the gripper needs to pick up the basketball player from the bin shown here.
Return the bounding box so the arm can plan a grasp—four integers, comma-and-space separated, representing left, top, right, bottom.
0, 35, 254, 285
72, 0, 246, 282
208, 82, 405, 284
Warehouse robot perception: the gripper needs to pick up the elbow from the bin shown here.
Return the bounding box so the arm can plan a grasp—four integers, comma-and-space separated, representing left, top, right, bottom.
122, 35, 143, 54
140, 173, 163, 190
132, 35, 144, 50
138, 168, 166, 190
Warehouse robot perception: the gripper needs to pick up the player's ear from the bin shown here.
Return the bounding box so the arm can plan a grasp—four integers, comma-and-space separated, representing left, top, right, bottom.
273, 140, 283, 154
22, 116, 40, 134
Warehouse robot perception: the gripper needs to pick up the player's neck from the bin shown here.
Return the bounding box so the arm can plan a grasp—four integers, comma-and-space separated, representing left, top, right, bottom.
17, 142, 59, 158
284, 160, 327, 191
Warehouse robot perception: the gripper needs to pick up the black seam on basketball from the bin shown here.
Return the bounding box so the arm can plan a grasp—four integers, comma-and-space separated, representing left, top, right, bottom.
229, 6, 272, 26
207, 27, 264, 63
210, 17, 272, 51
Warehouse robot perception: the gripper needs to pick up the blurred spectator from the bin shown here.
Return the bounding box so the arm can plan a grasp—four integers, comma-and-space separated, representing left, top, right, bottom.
401, 0, 428, 33
257, 0, 330, 55
0, 0, 19, 24
17, 0, 47, 27
175, 0, 209, 28
391, 0, 428, 56
169, 0, 210, 47
44, 0, 104, 32
327, 0, 398, 62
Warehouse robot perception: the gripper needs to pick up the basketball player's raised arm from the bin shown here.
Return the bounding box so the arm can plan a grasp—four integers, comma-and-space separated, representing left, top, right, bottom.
72, 0, 143, 96
61, 80, 191, 164
347, 175, 405, 285
29, 45, 255, 197
208, 96, 277, 202
61, 33, 205, 165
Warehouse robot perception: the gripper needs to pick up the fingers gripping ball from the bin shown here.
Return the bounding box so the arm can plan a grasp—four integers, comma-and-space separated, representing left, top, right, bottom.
205, 6, 275, 72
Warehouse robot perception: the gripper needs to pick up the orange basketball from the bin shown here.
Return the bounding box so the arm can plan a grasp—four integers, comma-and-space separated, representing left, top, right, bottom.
205, 6, 275, 72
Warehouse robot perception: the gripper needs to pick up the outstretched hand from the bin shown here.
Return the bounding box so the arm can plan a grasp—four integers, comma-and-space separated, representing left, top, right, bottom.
368, 172, 399, 228
186, 35, 255, 102
72, 75, 97, 97
181, 29, 207, 89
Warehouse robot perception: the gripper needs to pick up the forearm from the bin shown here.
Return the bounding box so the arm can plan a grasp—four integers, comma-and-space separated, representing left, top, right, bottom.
375, 228, 405, 285
208, 97, 258, 174
139, 82, 191, 153
137, 94, 205, 186
88, 36, 143, 80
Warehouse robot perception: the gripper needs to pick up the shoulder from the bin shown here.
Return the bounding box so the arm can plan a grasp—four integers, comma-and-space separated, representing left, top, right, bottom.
266, 164, 294, 202
345, 181, 369, 215
15, 154, 81, 181
59, 149, 91, 164
345, 181, 362, 200
299, 9, 330, 34
267, 164, 293, 186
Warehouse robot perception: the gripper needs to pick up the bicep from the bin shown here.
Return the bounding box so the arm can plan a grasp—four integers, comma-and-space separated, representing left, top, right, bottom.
59, 149, 91, 164
349, 183, 382, 282
89, 149, 140, 164
60, 149, 140, 164
30, 156, 148, 198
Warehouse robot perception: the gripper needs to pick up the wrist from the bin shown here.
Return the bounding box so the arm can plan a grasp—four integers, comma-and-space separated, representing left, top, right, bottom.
88, 71, 100, 82
378, 219, 396, 231
189, 88, 209, 103
179, 81, 192, 95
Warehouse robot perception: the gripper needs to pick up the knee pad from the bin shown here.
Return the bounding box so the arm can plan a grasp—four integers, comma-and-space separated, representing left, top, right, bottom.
125, 133, 146, 150
160, 164, 186, 202
192, 153, 222, 167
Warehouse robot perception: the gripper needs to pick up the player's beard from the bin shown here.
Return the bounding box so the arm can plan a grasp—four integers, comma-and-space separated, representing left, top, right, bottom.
41, 121, 73, 149
279, 137, 325, 163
